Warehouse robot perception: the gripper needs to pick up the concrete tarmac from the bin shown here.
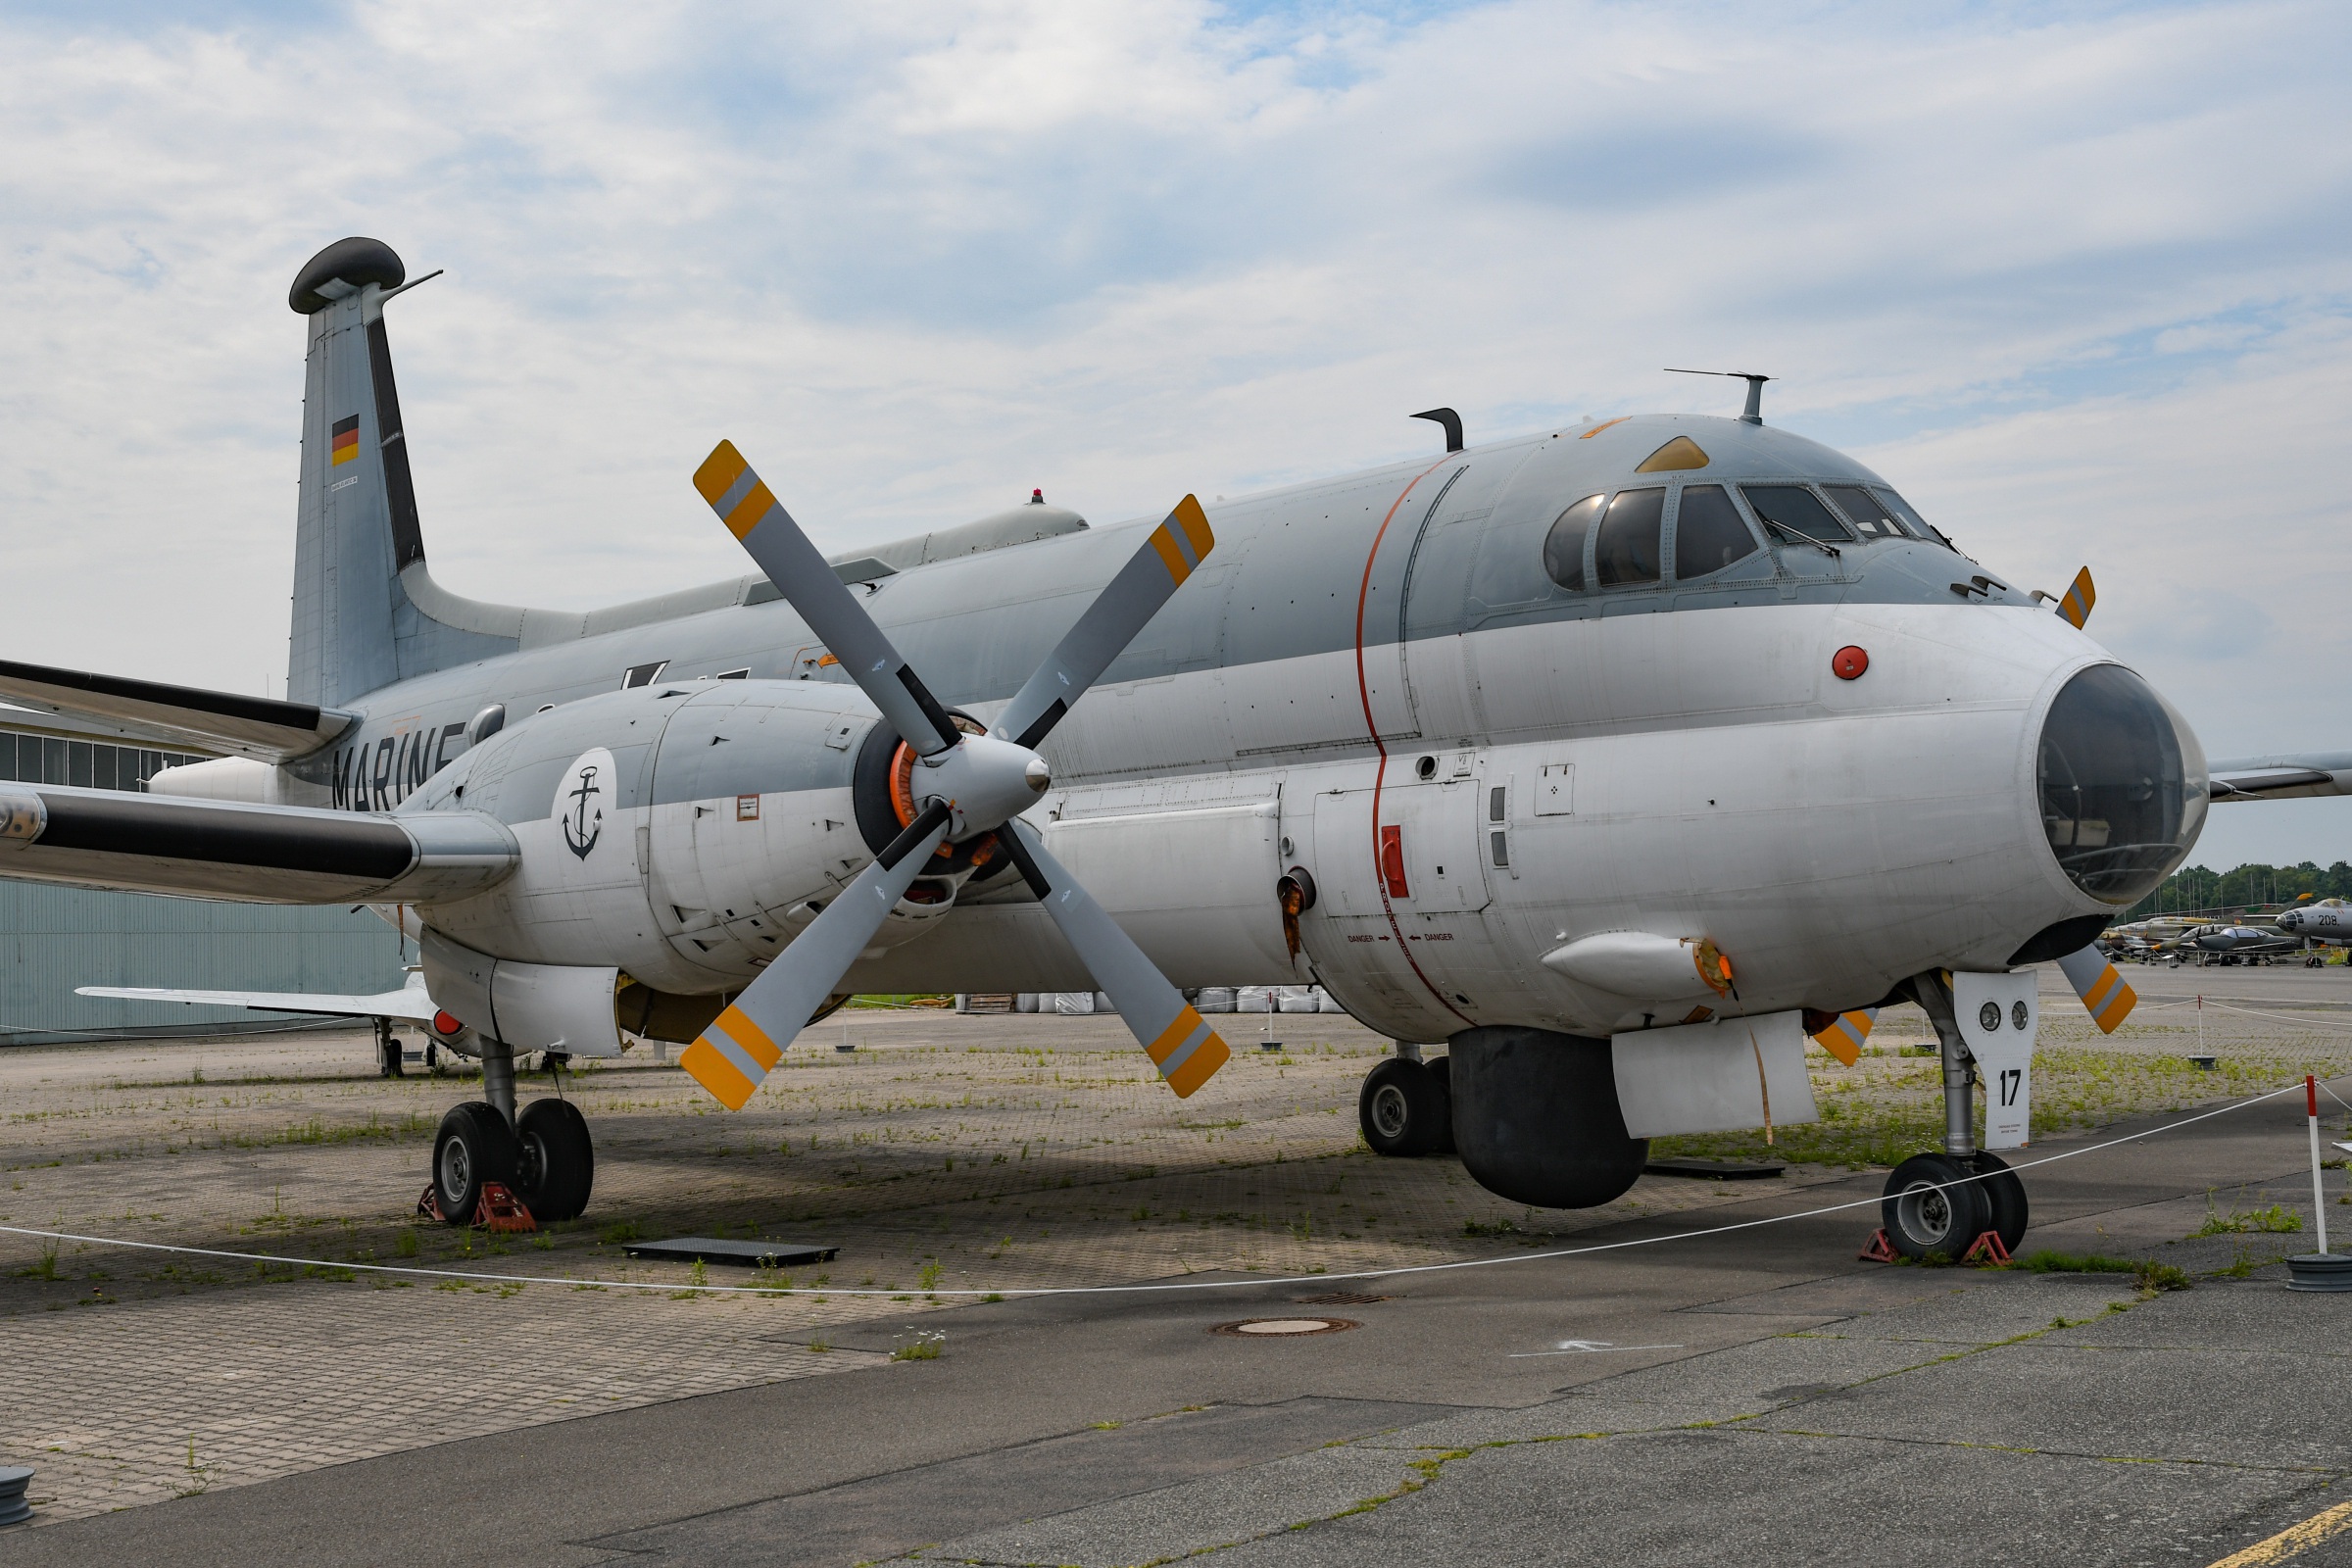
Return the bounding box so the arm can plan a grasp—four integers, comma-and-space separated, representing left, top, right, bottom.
11, 1065, 2350, 1566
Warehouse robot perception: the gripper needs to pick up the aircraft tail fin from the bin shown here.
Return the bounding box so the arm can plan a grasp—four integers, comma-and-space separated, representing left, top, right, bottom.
286, 238, 520, 706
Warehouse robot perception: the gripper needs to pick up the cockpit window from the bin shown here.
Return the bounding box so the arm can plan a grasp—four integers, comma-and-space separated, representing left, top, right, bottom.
1873, 488, 1950, 547
1740, 484, 1850, 544
1594, 487, 1665, 587
1822, 485, 1904, 539
1543, 494, 1602, 592
1673, 485, 1759, 579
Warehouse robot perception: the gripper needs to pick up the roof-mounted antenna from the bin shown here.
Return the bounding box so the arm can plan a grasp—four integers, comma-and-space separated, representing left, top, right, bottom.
1664, 368, 1772, 425
1411, 407, 1464, 453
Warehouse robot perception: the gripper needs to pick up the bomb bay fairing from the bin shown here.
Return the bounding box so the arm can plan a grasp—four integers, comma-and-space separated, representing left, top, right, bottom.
5, 235, 2338, 1261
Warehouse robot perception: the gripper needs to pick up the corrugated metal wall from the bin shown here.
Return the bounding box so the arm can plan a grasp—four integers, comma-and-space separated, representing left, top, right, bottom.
0, 882, 406, 1045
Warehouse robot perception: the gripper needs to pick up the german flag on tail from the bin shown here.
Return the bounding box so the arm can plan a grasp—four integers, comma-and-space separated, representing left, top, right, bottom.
331, 415, 361, 466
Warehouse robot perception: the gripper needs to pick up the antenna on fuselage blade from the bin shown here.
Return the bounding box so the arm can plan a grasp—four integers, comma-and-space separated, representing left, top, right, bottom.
1664, 368, 1772, 425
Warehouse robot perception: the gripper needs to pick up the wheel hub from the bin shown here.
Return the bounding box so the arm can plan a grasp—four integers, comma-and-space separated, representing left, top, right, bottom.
1896, 1180, 1955, 1245
1370, 1083, 1410, 1139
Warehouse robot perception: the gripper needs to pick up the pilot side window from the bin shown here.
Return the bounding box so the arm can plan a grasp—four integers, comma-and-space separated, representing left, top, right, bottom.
1671, 485, 1758, 579
1740, 484, 1851, 544
1874, 488, 1951, 547
1593, 487, 1665, 587
1542, 494, 1603, 592
1822, 485, 1904, 539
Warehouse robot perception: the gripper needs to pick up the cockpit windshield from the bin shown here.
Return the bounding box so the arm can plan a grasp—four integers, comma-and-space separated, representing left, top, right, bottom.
1740, 485, 1849, 544
1822, 486, 1904, 540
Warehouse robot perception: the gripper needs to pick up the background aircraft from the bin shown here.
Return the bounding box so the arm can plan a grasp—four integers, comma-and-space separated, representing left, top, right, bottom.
4, 236, 2345, 1262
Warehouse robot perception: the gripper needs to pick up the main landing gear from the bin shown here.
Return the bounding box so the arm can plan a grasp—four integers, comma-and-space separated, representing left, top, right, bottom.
1878, 974, 2029, 1260
1358, 1047, 1454, 1157
427, 1038, 595, 1225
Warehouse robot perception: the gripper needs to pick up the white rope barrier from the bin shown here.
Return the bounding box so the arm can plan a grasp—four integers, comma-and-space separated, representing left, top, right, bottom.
0, 1078, 2328, 1301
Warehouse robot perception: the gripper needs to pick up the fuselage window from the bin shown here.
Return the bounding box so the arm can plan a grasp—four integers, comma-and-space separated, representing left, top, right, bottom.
1822, 485, 1903, 539
1740, 484, 1850, 544
1543, 494, 1603, 592
620, 660, 669, 690
1594, 487, 1665, 587
1874, 488, 1951, 547
1672, 484, 1758, 579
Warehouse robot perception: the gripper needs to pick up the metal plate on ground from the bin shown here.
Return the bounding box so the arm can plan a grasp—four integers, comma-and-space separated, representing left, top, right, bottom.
624, 1237, 840, 1267
1643, 1157, 1786, 1180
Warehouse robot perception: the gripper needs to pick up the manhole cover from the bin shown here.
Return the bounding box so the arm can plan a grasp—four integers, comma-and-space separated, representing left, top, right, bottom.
1211, 1318, 1358, 1338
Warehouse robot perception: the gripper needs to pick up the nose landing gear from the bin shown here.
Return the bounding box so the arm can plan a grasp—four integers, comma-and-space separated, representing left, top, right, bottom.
1876, 974, 2031, 1260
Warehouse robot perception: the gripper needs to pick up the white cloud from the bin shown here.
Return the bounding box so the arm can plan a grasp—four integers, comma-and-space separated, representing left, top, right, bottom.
0, 0, 2346, 867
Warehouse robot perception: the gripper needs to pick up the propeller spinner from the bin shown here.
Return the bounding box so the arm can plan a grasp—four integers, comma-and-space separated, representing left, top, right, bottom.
677, 442, 1232, 1108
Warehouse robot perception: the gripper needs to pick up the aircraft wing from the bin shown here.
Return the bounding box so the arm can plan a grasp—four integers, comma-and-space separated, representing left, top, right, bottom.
0, 782, 516, 905
0, 658, 358, 762
76, 974, 440, 1021
2208, 753, 2352, 802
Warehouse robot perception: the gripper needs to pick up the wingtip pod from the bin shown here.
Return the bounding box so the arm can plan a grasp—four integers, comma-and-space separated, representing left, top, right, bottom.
2056, 944, 2135, 1033
2058, 566, 2096, 629
1809, 1007, 1876, 1066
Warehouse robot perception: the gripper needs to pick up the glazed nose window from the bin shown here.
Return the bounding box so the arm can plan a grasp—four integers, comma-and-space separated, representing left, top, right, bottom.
2037, 664, 2199, 903
1594, 487, 1664, 587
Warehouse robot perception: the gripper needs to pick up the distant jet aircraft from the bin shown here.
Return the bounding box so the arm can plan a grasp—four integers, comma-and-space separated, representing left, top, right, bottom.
0, 235, 2342, 1262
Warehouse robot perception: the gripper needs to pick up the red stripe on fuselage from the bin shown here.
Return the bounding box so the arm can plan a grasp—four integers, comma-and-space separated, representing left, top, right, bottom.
1352, 457, 1474, 1030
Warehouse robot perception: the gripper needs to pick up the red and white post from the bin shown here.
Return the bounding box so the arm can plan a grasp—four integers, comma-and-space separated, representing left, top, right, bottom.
2310, 1076, 2332, 1258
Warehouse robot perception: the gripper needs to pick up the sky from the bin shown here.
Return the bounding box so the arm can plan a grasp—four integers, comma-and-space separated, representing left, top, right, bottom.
1, 0, 2347, 871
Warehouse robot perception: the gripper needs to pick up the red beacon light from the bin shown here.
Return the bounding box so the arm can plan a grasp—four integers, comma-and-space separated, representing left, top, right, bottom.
1832, 646, 1870, 680
432, 1009, 464, 1037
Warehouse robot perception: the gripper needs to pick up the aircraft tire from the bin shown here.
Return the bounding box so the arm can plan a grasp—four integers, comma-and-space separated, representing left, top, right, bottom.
1880, 1152, 1992, 1261
1424, 1054, 1457, 1155
432, 1102, 518, 1227
1358, 1059, 1445, 1156
514, 1099, 595, 1222
1447, 1027, 1647, 1207
1971, 1151, 2030, 1255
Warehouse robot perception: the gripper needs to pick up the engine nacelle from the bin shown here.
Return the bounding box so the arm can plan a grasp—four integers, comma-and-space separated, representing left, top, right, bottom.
405, 680, 957, 993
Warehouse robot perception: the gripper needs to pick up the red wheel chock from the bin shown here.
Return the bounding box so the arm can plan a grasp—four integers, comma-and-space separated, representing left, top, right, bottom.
1858, 1229, 1899, 1263
414, 1181, 535, 1232
474, 1182, 537, 1233
1960, 1231, 2012, 1266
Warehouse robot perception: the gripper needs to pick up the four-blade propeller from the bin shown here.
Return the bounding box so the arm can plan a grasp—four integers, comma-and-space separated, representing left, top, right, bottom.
677, 441, 1232, 1109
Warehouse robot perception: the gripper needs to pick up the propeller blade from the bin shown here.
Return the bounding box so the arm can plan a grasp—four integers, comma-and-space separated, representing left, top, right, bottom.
993, 496, 1215, 750
1000, 818, 1231, 1098
2056, 565, 2095, 629
2056, 944, 2136, 1034
678, 801, 952, 1108
693, 441, 960, 756
1808, 1007, 1877, 1066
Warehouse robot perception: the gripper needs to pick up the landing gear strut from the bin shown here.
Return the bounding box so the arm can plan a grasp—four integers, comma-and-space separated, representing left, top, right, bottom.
374, 1018, 404, 1078
1878, 973, 2031, 1259
427, 1037, 595, 1225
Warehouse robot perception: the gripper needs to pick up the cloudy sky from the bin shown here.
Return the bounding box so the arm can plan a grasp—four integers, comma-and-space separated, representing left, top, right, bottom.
1, 0, 2346, 869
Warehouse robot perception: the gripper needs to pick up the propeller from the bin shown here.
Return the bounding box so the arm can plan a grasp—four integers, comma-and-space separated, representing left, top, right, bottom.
2056, 944, 2136, 1033
2055, 566, 2095, 629
676, 441, 1233, 1106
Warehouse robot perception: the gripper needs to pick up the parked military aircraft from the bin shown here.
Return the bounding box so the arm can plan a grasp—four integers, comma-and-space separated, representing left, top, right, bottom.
2277, 898, 2352, 946
5, 236, 2346, 1260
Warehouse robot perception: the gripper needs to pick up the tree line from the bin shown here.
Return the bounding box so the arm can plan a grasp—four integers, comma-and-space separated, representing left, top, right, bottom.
2122, 860, 2352, 920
